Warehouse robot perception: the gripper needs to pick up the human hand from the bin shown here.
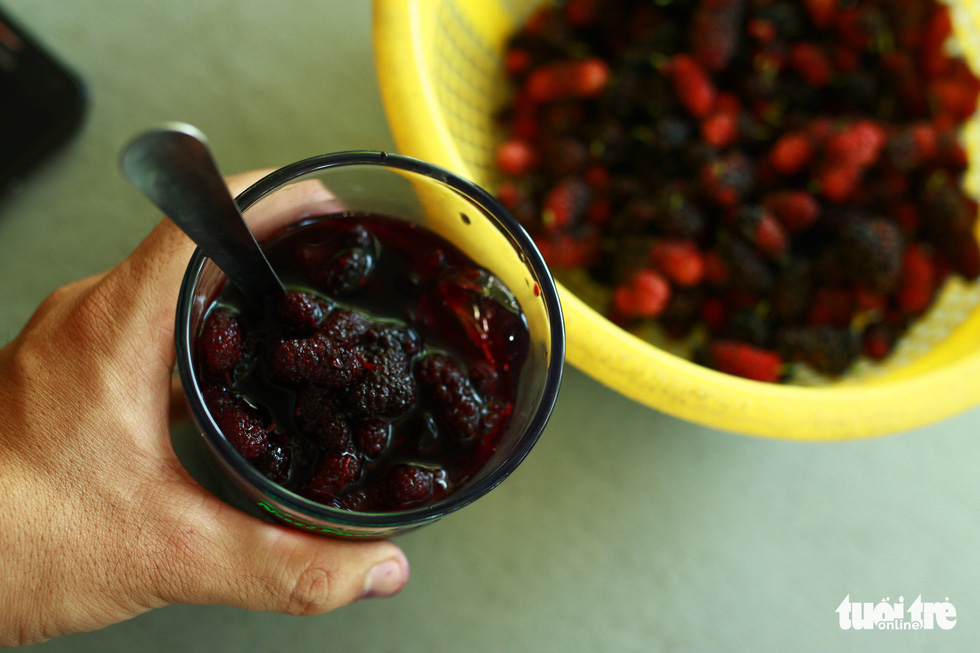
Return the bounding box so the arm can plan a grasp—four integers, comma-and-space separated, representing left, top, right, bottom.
0, 170, 409, 647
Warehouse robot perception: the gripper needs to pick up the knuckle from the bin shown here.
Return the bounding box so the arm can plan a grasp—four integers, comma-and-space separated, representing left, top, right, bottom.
69, 279, 121, 347
36, 282, 75, 314
8, 278, 104, 363
3, 335, 39, 391
285, 562, 335, 616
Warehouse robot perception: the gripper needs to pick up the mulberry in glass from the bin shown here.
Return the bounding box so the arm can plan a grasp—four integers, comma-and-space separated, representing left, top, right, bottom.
175, 151, 564, 538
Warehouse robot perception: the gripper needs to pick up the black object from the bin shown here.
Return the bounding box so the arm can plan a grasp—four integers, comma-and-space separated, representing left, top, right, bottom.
0, 6, 87, 195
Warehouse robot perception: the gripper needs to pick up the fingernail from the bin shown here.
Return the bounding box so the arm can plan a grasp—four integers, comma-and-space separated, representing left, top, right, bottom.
360, 555, 409, 600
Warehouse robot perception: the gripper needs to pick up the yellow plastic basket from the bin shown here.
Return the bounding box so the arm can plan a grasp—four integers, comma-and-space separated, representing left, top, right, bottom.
373, 0, 980, 439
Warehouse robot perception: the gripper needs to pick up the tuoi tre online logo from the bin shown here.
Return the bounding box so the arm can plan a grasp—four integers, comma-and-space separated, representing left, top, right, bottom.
836, 595, 957, 631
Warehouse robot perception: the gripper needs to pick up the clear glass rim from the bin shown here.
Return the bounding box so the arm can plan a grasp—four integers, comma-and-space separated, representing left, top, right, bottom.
175, 150, 565, 528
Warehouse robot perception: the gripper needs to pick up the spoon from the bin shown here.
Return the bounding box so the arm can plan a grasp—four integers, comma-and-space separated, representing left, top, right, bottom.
120, 122, 286, 299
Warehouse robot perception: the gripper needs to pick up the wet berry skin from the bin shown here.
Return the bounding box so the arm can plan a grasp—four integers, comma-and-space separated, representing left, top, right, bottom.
294, 387, 353, 452
254, 435, 302, 485
197, 308, 244, 378
308, 452, 362, 498
348, 329, 418, 418
387, 465, 437, 508
354, 418, 390, 458
273, 290, 327, 335
416, 353, 485, 442
197, 214, 529, 513
267, 328, 367, 388
202, 385, 269, 460
316, 248, 375, 294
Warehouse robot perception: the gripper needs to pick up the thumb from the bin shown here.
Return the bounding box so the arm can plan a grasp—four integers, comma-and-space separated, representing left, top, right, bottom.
152, 492, 409, 615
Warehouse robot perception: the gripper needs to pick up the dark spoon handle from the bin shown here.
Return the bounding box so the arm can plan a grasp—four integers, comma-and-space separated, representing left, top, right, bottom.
120, 122, 285, 299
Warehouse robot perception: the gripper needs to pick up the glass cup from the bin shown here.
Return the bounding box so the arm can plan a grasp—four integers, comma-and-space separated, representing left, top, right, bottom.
174, 151, 564, 538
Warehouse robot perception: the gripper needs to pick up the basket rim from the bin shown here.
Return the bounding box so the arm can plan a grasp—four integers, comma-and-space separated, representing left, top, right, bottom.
372, 0, 980, 439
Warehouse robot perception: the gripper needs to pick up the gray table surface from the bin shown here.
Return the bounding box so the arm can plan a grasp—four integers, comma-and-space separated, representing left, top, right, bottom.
2, 2, 978, 651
